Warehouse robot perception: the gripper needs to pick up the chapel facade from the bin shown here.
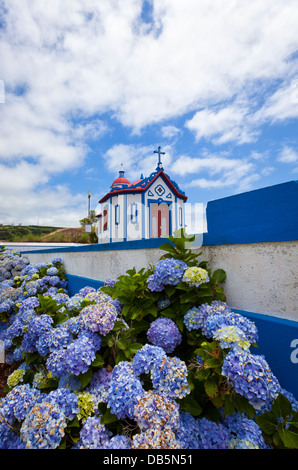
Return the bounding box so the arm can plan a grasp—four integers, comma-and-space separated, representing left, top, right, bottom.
97, 147, 187, 244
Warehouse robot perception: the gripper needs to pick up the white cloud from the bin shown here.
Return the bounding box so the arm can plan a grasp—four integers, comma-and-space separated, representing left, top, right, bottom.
0, 185, 86, 227
277, 146, 298, 163
103, 143, 173, 184
161, 125, 181, 139
255, 82, 298, 123
171, 153, 258, 191
185, 103, 258, 145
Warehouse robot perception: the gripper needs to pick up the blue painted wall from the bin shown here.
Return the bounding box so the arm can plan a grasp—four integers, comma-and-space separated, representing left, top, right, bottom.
234, 309, 298, 399
66, 274, 104, 297
203, 180, 298, 245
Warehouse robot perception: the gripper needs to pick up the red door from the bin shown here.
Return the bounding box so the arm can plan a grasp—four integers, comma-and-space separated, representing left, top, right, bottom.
151, 203, 169, 238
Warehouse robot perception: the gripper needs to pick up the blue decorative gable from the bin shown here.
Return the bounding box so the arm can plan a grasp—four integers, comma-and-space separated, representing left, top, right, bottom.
155, 184, 165, 196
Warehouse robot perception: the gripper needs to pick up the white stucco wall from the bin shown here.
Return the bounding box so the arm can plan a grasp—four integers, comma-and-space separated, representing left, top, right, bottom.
195, 241, 298, 322
22, 240, 298, 323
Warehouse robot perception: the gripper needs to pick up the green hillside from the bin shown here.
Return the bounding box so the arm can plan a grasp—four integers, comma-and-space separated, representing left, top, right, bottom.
0, 225, 62, 242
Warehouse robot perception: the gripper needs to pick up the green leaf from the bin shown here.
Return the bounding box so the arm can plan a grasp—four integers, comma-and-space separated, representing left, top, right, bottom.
101, 409, 119, 425
117, 338, 127, 350
91, 354, 105, 367
255, 412, 278, 435
289, 411, 298, 429
105, 335, 115, 347
79, 368, 93, 388
278, 426, 298, 449
204, 380, 218, 398
273, 431, 284, 448
25, 352, 39, 365
211, 269, 226, 285
180, 395, 202, 416
158, 242, 176, 254
223, 395, 236, 416
272, 394, 292, 418
164, 285, 176, 298
67, 416, 80, 428
129, 343, 143, 354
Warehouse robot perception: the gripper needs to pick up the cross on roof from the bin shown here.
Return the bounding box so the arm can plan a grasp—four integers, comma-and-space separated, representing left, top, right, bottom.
154, 146, 165, 170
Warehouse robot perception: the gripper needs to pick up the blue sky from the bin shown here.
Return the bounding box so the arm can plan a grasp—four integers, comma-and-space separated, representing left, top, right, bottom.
0, 0, 297, 227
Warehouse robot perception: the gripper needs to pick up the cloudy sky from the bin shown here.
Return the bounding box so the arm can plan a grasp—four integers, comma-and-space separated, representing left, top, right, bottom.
0, 0, 297, 227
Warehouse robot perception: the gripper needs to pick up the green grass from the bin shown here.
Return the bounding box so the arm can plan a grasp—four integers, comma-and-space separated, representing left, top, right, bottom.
0, 225, 62, 242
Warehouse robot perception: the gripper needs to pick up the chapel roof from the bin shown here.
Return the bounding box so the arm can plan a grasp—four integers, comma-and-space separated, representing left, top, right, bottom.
99, 148, 187, 204
99, 169, 187, 204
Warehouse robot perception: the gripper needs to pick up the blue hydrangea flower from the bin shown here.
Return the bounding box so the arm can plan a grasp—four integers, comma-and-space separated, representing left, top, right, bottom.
132, 425, 182, 449
134, 390, 180, 430
0, 423, 26, 449
63, 330, 102, 376
78, 286, 96, 297
196, 417, 230, 449
147, 317, 182, 353
46, 388, 79, 420
175, 411, 200, 449
104, 278, 117, 287
22, 314, 53, 353
147, 259, 187, 292
222, 351, 281, 409
46, 267, 58, 276
157, 296, 171, 310
65, 294, 85, 311
58, 374, 82, 393
17, 296, 40, 314
132, 344, 166, 376
224, 412, 267, 449
46, 349, 68, 378
107, 361, 145, 419
151, 356, 190, 399
20, 401, 67, 449
0, 384, 42, 425
204, 311, 258, 344
102, 435, 132, 449
184, 305, 209, 331
86, 368, 113, 405
74, 416, 112, 449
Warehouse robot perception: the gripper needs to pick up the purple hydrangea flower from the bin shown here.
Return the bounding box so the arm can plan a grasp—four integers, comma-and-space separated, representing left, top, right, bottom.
80, 302, 117, 336
147, 317, 182, 353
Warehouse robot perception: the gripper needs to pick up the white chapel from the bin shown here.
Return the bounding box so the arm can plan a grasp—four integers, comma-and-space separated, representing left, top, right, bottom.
97, 147, 187, 244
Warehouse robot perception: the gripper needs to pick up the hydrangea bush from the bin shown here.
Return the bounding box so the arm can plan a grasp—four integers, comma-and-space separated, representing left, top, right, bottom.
0, 238, 298, 450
